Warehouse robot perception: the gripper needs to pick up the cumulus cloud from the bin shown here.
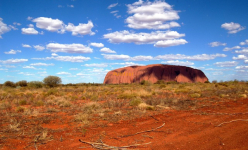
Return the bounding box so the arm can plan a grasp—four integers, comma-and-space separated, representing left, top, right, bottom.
221, 22, 245, 34
162, 60, 194, 66
23, 66, 36, 69
4, 49, 21, 54
154, 39, 187, 47
214, 61, 238, 67
100, 47, 116, 53
155, 53, 226, 61
27, 16, 33, 20
65, 21, 95, 36
30, 63, 54, 66
84, 63, 108, 67
232, 55, 248, 60
46, 43, 92, 53
32, 54, 90, 62
69, 68, 79, 70
209, 42, 227, 47
57, 72, 71, 75
236, 66, 248, 69
22, 44, 31, 48
34, 45, 45, 51
21, 27, 39, 34
131, 55, 153, 61
235, 48, 248, 55
111, 62, 144, 66
126, 0, 180, 30
0, 58, 28, 64
90, 42, 104, 47
102, 54, 131, 60
240, 39, 248, 45
223, 46, 241, 51
103, 30, 186, 45
108, 3, 118, 9
0, 18, 11, 38
32, 17, 64, 33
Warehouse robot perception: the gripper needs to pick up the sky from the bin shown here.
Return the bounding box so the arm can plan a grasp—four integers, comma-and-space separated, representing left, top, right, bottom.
1, 0, 248, 84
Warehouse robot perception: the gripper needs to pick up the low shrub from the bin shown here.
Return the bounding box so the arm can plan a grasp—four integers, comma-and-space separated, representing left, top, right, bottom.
4, 81, 16, 87
140, 80, 152, 85
28, 81, 43, 88
16, 80, 27, 87
130, 98, 142, 106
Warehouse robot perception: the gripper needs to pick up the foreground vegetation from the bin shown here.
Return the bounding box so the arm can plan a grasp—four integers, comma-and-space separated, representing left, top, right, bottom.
0, 79, 248, 148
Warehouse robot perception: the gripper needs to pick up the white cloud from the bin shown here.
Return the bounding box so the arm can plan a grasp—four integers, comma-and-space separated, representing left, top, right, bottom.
13, 22, 21, 26
131, 55, 153, 61
22, 44, 31, 48
223, 46, 241, 51
102, 54, 131, 60
155, 53, 226, 61
103, 30, 186, 46
154, 39, 187, 47
0, 58, 28, 64
18, 72, 34, 76
32, 54, 90, 62
100, 47, 116, 53
209, 42, 227, 47
34, 45, 45, 51
21, 27, 39, 34
84, 63, 108, 67
232, 55, 248, 60
65, 21, 95, 36
30, 63, 54, 66
69, 68, 79, 70
90, 42, 104, 47
57, 72, 71, 75
240, 39, 248, 45
108, 3, 118, 9
162, 60, 194, 66
126, 0, 180, 30
67, 5, 74, 8
0, 18, 11, 38
32, 17, 64, 32
214, 61, 238, 67
23, 66, 36, 69
112, 62, 144, 67
4, 49, 21, 54
9, 25, 18, 30
213, 71, 223, 76
51, 53, 58, 56
221, 22, 245, 34
111, 10, 119, 14
235, 48, 248, 54
27, 16, 33, 20
46, 43, 93, 53
236, 66, 248, 69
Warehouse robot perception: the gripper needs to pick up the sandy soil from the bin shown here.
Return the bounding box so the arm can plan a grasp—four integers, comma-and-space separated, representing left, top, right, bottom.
1, 98, 248, 150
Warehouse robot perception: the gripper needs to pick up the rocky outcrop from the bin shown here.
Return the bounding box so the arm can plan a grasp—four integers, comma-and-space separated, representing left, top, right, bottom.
103, 64, 208, 84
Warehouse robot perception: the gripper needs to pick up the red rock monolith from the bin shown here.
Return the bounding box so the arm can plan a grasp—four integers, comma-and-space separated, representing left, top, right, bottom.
103, 64, 208, 84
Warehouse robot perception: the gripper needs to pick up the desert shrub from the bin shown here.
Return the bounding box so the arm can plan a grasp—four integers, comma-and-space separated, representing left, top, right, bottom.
45, 88, 58, 96
204, 80, 210, 83
212, 80, 217, 83
4, 81, 16, 87
16, 106, 25, 112
190, 93, 201, 98
28, 81, 43, 88
19, 100, 27, 105
35, 100, 44, 106
155, 80, 165, 84
16, 80, 27, 87
140, 80, 152, 85
159, 84, 166, 88
130, 98, 142, 106
43, 76, 62, 87
166, 81, 178, 84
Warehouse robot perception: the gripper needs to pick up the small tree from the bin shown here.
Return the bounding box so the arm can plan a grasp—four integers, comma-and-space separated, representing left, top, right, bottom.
4, 81, 16, 87
43, 76, 62, 87
16, 80, 28, 87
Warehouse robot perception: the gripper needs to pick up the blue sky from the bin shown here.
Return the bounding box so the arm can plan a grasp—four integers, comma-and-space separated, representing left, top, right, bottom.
1, 0, 248, 84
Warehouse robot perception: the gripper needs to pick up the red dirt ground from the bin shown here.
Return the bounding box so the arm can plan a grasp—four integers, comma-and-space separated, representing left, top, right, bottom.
1, 98, 248, 150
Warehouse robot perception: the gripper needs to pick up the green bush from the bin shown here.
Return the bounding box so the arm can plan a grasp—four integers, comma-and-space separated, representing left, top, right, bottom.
155, 80, 165, 84
28, 81, 43, 88
4, 81, 16, 87
16, 80, 27, 87
140, 80, 152, 85
204, 80, 210, 83
130, 98, 142, 106
43, 76, 62, 87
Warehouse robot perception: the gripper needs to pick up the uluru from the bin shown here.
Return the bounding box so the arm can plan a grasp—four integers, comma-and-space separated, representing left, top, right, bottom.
103, 64, 208, 84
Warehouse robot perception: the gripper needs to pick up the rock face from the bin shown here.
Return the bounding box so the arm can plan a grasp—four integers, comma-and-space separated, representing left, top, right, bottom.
103, 64, 208, 84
